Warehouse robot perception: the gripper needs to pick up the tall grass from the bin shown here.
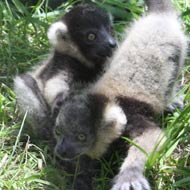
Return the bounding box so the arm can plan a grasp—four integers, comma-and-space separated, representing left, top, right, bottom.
0, 0, 190, 189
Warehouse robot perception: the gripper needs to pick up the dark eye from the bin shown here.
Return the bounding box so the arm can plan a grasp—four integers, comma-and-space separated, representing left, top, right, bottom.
87, 33, 96, 41
77, 133, 86, 141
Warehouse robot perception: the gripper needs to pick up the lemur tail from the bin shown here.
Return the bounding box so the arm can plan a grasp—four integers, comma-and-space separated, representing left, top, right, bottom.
145, 0, 175, 13
14, 74, 50, 124
14, 74, 54, 140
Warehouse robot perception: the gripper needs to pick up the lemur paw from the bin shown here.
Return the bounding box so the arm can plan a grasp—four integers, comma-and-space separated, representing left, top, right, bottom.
111, 168, 150, 190
166, 94, 185, 112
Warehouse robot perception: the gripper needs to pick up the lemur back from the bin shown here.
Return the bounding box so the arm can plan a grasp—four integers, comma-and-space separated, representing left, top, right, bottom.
92, 10, 187, 113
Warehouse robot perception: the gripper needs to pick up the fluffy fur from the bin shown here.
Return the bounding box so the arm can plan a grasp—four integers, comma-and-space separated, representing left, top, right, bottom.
54, 0, 187, 189
14, 4, 116, 138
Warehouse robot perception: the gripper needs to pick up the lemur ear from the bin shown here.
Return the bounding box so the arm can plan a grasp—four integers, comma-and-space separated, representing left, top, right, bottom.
47, 21, 68, 47
104, 104, 127, 126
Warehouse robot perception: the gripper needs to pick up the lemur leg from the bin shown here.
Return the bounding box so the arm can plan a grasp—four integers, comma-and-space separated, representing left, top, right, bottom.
14, 74, 54, 140
111, 115, 164, 190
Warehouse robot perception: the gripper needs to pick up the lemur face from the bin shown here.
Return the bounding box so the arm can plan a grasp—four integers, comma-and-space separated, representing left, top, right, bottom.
54, 94, 127, 160
63, 4, 116, 64
54, 95, 97, 160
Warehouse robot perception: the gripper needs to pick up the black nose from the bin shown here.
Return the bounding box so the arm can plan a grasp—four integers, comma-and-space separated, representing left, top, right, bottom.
56, 145, 67, 157
108, 38, 117, 48
56, 142, 77, 159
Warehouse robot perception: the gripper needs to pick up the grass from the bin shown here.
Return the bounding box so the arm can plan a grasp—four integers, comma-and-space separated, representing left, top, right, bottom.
0, 0, 190, 189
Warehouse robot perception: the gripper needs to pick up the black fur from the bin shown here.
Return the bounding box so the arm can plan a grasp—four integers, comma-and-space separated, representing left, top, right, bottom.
57, 155, 99, 190
38, 3, 116, 112
116, 96, 158, 139
14, 3, 115, 141
116, 96, 155, 119
63, 4, 116, 64
39, 51, 103, 83
55, 93, 109, 159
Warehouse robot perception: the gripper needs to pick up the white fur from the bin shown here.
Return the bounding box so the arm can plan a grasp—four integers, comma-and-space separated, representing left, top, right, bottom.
47, 21, 92, 67
47, 21, 68, 47
111, 125, 164, 190
111, 174, 150, 190
104, 104, 127, 125
14, 76, 41, 115
44, 72, 69, 106
87, 103, 126, 159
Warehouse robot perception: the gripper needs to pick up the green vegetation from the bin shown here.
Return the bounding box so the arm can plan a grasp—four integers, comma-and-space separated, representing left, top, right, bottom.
0, 0, 189, 189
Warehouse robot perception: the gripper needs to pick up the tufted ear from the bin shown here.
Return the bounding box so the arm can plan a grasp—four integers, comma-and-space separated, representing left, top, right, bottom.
47, 21, 68, 47
104, 103, 127, 126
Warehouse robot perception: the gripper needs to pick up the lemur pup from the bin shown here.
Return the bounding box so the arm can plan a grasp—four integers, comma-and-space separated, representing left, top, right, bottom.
54, 0, 187, 189
14, 4, 116, 138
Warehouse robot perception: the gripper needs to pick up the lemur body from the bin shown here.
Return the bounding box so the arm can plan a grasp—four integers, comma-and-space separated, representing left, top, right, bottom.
54, 0, 187, 189
92, 11, 186, 113
14, 4, 116, 138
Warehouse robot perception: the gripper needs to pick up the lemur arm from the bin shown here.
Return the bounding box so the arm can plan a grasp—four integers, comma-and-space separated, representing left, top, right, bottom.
111, 115, 164, 190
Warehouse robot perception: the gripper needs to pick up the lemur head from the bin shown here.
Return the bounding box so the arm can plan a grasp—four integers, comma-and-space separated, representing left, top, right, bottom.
54, 94, 127, 160
48, 4, 116, 65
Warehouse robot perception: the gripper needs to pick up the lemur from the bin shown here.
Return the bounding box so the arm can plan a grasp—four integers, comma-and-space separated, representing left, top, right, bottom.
54, 0, 187, 189
14, 4, 116, 139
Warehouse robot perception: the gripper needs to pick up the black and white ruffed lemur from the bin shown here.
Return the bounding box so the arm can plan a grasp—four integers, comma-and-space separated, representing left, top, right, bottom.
53, 0, 187, 189
14, 4, 116, 139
